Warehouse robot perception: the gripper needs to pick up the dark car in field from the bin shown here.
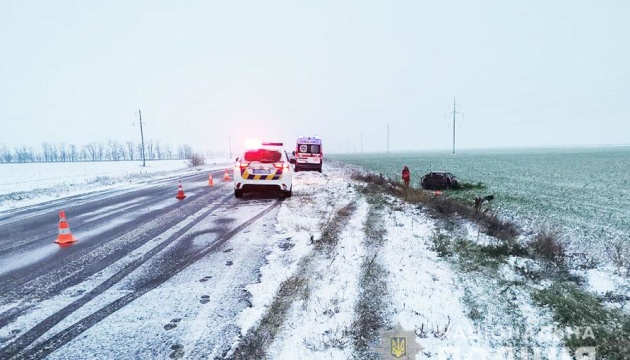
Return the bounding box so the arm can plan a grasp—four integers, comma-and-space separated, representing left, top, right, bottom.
420, 171, 460, 190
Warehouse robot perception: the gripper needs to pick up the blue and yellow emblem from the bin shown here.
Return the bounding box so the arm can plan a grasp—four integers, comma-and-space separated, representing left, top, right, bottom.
377, 323, 423, 359
390, 336, 407, 358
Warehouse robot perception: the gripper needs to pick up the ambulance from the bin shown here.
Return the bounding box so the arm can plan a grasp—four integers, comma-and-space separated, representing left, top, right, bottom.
294, 136, 323, 172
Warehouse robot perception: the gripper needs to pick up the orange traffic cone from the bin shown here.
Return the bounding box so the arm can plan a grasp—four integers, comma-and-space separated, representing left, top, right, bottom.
223, 168, 231, 181
176, 181, 186, 200
208, 173, 214, 186
55, 210, 77, 244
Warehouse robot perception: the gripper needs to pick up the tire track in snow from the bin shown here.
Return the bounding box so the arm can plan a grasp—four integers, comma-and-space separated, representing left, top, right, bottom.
229, 199, 360, 359
351, 192, 390, 359
266, 199, 369, 359
3, 196, 282, 360
0, 179, 230, 329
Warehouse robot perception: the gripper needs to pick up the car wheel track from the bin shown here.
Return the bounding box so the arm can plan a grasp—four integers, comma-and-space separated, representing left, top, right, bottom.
3, 198, 282, 360
0, 180, 230, 327
28, 198, 283, 359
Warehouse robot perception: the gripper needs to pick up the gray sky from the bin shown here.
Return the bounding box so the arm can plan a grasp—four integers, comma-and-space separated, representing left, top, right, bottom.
1, 0, 629, 154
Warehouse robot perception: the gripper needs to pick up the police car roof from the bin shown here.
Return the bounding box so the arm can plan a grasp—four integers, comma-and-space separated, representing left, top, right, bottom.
256, 142, 284, 151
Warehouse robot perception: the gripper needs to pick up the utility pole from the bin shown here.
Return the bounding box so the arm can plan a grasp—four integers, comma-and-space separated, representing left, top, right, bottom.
449, 98, 462, 155
387, 124, 390, 154
360, 132, 363, 153
138, 109, 146, 167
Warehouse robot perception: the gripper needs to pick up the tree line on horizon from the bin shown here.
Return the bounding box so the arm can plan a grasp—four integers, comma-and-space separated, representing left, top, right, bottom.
0, 140, 195, 163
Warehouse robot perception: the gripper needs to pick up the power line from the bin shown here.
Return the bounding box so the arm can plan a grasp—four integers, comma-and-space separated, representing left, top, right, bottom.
360, 132, 363, 153
448, 98, 463, 155
138, 109, 146, 167
387, 124, 390, 154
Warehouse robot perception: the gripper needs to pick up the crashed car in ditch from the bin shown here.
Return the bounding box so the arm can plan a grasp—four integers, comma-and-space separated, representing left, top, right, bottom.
420, 171, 460, 190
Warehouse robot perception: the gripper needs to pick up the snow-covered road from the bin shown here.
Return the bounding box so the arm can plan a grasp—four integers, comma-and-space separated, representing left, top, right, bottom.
0, 162, 578, 359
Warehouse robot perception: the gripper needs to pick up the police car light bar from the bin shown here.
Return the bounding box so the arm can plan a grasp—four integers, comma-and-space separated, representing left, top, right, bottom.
262, 142, 283, 146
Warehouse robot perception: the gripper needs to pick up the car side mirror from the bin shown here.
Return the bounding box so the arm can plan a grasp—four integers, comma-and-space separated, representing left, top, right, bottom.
292, 151, 295, 155
235, 157, 239, 162
289, 158, 296, 164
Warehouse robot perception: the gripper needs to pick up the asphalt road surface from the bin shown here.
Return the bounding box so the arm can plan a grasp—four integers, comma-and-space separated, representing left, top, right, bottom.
0, 168, 284, 359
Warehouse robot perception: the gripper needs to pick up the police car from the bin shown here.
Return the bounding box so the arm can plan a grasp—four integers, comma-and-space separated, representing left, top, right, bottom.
233, 142, 295, 198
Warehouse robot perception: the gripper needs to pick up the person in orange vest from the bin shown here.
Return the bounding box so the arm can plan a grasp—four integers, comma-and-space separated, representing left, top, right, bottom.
401, 165, 411, 188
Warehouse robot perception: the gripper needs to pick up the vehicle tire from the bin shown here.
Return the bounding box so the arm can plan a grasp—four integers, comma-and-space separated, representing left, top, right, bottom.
294, 166, 299, 172
234, 189, 243, 198
283, 188, 292, 198
317, 166, 322, 173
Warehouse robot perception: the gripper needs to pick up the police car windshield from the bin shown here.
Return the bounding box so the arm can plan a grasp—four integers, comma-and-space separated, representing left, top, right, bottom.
298, 144, 320, 154
244, 149, 282, 163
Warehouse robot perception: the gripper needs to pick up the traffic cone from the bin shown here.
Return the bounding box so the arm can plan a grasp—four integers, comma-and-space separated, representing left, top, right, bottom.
223, 168, 230, 181
208, 173, 214, 186
176, 181, 186, 200
55, 210, 77, 244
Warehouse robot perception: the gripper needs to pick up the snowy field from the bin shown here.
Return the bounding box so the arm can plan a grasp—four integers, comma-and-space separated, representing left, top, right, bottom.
332, 147, 630, 267
0, 158, 233, 212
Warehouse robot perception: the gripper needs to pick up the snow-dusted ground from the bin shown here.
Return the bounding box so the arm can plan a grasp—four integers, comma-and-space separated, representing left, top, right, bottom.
229, 167, 574, 359
1, 159, 625, 359
0, 158, 233, 212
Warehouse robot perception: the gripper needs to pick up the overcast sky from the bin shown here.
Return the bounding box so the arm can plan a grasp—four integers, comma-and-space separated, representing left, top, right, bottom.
1, 0, 629, 154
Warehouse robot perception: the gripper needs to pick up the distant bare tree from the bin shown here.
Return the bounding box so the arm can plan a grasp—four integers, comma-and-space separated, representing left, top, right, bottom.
58, 142, 68, 162
118, 143, 127, 160
80, 146, 88, 161
126, 141, 135, 160
49, 142, 57, 161
96, 142, 105, 161
108, 139, 121, 161
32, 150, 42, 162
14, 147, 23, 162
178, 145, 192, 159
68, 144, 77, 161
146, 140, 155, 160
29, 147, 37, 162
14, 146, 34, 163
116, 142, 125, 160
155, 141, 162, 160
42, 142, 53, 162
84, 143, 97, 161
107, 140, 115, 161
0, 141, 197, 163
137, 143, 145, 162
0, 144, 12, 163
163, 144, 173, 159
